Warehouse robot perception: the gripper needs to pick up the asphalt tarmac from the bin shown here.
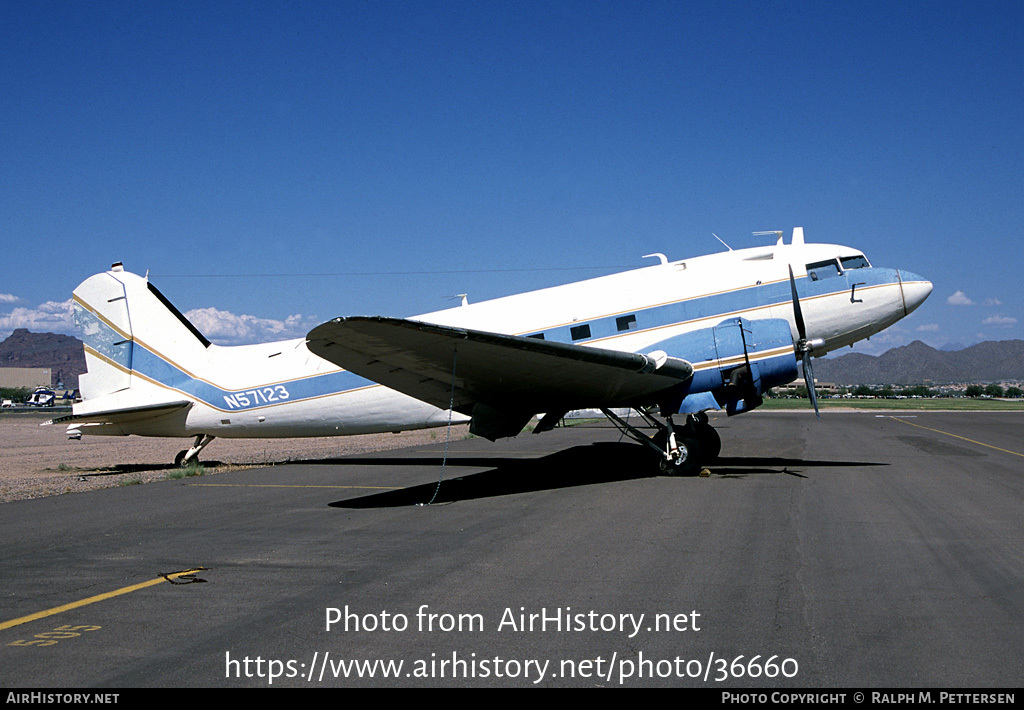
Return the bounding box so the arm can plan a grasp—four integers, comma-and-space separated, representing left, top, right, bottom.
1, 412, 1021, 688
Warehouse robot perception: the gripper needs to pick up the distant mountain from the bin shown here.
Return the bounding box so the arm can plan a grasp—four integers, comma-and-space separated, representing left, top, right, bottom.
0, 329, 86, 389
815, 340, 1024, 384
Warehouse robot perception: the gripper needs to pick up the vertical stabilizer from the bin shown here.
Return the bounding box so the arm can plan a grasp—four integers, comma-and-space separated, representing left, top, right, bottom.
74, 270, 134, 399
72, 265, 211, 402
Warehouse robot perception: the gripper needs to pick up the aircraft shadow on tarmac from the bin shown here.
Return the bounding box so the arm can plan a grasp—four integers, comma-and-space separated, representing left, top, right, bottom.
327, 443, 887, 508
75, 463, 195, 477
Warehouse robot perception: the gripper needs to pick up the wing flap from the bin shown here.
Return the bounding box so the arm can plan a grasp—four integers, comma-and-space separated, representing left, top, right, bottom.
307, 316, 692, 413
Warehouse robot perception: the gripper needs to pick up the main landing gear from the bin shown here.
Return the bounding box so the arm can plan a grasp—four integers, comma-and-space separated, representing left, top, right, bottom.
174, 434, 215, 468
601, 408, 720, 476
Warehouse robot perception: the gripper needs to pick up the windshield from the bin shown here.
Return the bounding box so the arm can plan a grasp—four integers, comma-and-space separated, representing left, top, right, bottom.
806, 259, 841, 281
840, 255, 870, 269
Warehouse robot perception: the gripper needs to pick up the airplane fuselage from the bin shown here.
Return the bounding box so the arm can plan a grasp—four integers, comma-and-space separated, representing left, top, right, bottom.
66, 234, 931, 440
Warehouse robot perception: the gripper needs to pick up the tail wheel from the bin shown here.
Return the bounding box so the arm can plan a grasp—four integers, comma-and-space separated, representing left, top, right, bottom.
174, 434, 215, 468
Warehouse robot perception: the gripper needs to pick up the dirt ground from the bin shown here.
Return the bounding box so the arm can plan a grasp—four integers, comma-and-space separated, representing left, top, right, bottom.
0, 412, 469, 503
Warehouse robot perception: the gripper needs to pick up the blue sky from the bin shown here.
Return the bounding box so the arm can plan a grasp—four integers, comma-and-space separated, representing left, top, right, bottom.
2, 1, 1021, 354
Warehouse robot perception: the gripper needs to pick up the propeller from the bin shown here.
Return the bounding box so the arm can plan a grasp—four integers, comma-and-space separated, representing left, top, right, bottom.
788, 265, 825, 419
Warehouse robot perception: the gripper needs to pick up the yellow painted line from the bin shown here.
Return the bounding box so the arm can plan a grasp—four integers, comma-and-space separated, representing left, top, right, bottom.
0, 568, 206, 632
190, 483, 402, 490
889, 417, 1024, 458
415, 450, 559, 454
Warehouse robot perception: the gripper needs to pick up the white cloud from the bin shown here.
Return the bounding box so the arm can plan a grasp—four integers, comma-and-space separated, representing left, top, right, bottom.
0, 294, 19, 303
982, 315, 1017, 327
0, 295, 318, 347
0, 299, 75, 340
946, 291, 1005, 307
916, 324, 939, 332
184, 307, 317, 345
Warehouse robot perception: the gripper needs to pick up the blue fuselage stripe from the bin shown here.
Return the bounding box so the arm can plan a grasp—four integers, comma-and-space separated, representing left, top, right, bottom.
537, 266, 896, 345
127, 343, 375, 412
83, 267, 897, 413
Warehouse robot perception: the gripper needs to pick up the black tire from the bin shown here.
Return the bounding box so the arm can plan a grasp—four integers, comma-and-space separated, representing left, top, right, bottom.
696, 424, 721, 463
652, 430, 703, 476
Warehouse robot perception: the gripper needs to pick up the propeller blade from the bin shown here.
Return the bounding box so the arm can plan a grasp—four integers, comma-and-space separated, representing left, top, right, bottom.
803, 351, 820, 420
788, 264, 807, 341
789, 266, 820, 419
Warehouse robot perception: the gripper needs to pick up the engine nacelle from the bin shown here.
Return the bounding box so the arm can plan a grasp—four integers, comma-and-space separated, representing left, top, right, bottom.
650, 317, 799, 416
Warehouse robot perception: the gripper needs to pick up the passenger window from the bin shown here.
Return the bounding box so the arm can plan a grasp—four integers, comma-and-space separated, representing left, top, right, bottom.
840, 255, 870, 270
806, 259, 841, 281
526, 333, 545, 340
570, 324, 591, 341
616, 315, 637, 332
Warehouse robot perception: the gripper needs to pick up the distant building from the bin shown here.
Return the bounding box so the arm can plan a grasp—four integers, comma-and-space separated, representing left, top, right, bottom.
773, 378, 838, 396
0, 367, 52, 389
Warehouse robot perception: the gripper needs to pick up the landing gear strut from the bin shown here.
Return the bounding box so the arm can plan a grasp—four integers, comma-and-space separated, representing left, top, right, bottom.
601, 408, 719, 476
174, 434, 215, 468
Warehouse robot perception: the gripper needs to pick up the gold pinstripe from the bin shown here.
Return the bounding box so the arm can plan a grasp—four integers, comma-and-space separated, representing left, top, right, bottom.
76, 274, 912, 414
80, 344, 382, 415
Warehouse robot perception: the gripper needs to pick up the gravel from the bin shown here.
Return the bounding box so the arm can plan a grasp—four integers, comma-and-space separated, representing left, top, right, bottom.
0, 412, 468, 503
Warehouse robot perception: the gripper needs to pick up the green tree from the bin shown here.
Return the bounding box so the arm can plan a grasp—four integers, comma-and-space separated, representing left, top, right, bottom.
0, 387, 31, 402
965, 385, 983, 397
1005, 386, 1022, 398
984, 383, 1004, 398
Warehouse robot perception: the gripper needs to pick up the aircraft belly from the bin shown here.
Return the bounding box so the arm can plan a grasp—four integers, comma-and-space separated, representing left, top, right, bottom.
184, 386, 451, 438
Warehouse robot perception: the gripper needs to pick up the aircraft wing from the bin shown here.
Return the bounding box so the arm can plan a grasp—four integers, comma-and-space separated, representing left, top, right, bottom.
307, 316, 693, 421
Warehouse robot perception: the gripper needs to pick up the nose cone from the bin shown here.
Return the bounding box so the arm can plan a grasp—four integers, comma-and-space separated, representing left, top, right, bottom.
899, 271, 932, 315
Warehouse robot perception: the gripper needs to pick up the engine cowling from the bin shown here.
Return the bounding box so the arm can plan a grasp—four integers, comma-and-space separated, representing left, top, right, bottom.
649, 317, 799, 416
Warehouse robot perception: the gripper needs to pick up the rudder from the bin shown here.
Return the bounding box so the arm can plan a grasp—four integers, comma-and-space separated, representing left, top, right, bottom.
73, 263, 210, 402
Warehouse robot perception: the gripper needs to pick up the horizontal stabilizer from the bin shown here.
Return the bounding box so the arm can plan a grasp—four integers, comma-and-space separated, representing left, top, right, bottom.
307, 316, 693, 414
44, 400, 192, 427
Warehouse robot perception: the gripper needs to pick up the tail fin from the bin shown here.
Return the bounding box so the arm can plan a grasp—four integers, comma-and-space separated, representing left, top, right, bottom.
73, 263, 211, 402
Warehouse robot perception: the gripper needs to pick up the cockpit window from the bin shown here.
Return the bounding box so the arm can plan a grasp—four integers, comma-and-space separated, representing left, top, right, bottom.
806, 259, 841, 281
840, 255, 870, 270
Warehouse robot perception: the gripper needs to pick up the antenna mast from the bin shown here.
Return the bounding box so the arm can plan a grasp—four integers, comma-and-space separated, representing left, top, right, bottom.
753, 230, 784, 246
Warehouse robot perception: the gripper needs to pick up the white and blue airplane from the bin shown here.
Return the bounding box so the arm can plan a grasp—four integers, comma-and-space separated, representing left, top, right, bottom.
53, 228, 931, 474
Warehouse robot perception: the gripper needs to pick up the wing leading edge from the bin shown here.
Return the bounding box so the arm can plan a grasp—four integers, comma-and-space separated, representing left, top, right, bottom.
307, 317, 692, 438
